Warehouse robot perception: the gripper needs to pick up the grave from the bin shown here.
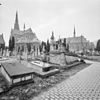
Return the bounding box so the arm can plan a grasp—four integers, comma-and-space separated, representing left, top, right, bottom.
21, 60, 59, 78
0, 62, 35, 86
30, 60, 59, 78
30, 60, 58, 72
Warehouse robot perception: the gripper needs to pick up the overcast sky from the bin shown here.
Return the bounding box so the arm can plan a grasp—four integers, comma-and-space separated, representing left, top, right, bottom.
0, 0, 100, 46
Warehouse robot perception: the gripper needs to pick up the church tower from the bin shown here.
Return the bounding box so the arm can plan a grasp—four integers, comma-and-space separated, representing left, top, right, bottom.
23, 23, 26, 31
50, 31, 55, 51
14, 11, 20, 30
73, 26, 76, 37
50, 31, 54, 41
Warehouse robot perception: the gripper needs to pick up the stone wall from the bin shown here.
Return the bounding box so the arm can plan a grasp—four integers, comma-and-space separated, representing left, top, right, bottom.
49, 53, 78, 66
49, 53, 66, 66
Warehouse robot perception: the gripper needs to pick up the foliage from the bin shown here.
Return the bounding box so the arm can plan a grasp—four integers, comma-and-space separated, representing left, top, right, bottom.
27, 43, 31, 53
66, 44, 69, 52
96, 39, 100, 52
46, 39, 50, 53
9, 36, 15, 51
39, 45, 42, 53
63, 38, 66, 48
12, 36, 15, 49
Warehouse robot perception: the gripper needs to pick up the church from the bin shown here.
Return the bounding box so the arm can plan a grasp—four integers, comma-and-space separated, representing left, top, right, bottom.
61, 26, 95, 53
10, 11, 40, 56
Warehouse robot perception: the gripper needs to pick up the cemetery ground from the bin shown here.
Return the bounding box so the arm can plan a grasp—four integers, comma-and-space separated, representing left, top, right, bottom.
0, 61, 90, 100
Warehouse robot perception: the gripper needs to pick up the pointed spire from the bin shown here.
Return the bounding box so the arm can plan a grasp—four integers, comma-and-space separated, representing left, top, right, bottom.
73, 25, 76, 37
51, 31, 54, 40
23, 23, 25, 31
14, 11, 20, 30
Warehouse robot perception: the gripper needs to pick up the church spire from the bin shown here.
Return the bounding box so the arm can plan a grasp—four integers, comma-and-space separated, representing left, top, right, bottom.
73, 25, 76, 37
23, 23, 25, 31
51, 31, 54, 40
14, 11, 20, 30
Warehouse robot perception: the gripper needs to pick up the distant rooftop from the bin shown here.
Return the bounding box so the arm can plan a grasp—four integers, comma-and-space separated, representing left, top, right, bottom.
61, 35, 87, 43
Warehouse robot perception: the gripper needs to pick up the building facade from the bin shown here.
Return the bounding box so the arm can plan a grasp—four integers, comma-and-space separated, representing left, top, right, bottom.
10, 11, 40, 56
61, 27, 95, 53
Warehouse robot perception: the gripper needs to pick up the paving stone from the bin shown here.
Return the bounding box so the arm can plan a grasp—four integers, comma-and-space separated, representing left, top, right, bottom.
32, 61, 100, 100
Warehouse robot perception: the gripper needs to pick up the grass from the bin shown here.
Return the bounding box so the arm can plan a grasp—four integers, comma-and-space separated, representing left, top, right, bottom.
0, 63, 90, 100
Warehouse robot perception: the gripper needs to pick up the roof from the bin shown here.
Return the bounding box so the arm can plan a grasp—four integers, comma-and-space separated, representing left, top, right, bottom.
0, 34, 5, 44
16, 36, 40, 44
1, 62, 35, 79
11, 28, 40, 44
62, 36, 87, 43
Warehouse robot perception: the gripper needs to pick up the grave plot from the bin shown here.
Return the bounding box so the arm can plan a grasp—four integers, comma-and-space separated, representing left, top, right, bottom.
27, 60, 60, 78
0, 62, 35, 87
49, 52, 82, 69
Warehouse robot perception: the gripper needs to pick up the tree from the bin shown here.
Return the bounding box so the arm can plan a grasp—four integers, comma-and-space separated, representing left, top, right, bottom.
12, 36, 15, 50
39, 45, 42, 53
44, 42, 47, 53
96, 39, 100, 52
46, 39, 50, 53
9, 37, 12, 51
27, 43, 31, 53
9, 36, 15, 51
66, 44, 69, 52
59, 39, 62, 44
63, 38, 66, 48
56, 44, 58, 50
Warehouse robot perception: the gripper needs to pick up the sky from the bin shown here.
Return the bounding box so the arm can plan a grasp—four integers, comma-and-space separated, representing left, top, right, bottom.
0, 0, 100, 46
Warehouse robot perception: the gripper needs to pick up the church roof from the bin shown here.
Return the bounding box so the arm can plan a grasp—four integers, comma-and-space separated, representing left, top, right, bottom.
0, 34, 5, 44
11, 11, 40, 44
16, 36, 40, 44
64, 36, 87, 43
11, 28, 40, 44
11, 28, 33, 36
